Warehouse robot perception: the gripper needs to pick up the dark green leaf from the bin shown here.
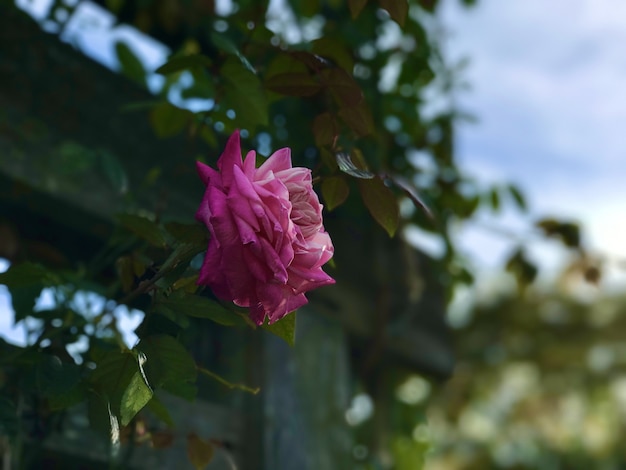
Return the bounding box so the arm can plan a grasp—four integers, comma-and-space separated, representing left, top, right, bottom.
10, 284, 42, 323
158, 293, 247, 326
262, 312, 296, 346
312, 112, 338, 147
36, 355, 82, 403
116, 213, 167, 247
147, 395, 175, 427
265, 73, 322, 96
489, 187, 500, 212
164, 222, 208, 246
0, 262, 56, 288
136, 335, 197, 392
150, 102, 190, 138
99, 149, 129, 195
536, 219, 580, 248
378, 0, 409, 26
115, 41, 146, 87
338, 103, 374, 137
222, 60, 268, 129
507, 184, 527, 211
322, 176, 350, 211
336, 152, 374, 179
210, 32, 255, 74
155, 54, 212, 75
322, 68, 363, 107
312, 37, 354, 73
349, 0, 368, 18
359, 177, 400, 237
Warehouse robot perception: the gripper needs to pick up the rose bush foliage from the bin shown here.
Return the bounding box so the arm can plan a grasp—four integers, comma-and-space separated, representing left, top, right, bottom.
195, 130, 335, 325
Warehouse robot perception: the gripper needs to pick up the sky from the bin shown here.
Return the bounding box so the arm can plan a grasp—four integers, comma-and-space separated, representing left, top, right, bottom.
2, 0, 625, 342
435, 0, 626, 290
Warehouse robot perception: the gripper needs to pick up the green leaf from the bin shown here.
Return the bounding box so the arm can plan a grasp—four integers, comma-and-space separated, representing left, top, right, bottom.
210, 32, 256, 74
488, 187, 500, 212
120, 354, 153, 426
312, 37, 354, 72
0, 262, 56, 288
99, 149, 129, 194
10, 284, 42, 323
116, 213, 167, 247
359, 177, 399, 237
338, 103, 374, 137
136, 335, 197, 392
312, 112, 338, 147
147, 395, 175, 428
187, 433, 215, 470
322, 176, 350, 211
150, 102, 190, 138
265, 73, 322, 97
115, 41, 146, 87
164, 222, 208, 246
155, 54, 212, 75
90, 350, 153, 426
507, 184, 527, 211
322, 68, 363, 107
36, 355, 83, 409
262, 312, 296, 346
378, 0, 409, 27
161, 242, 203, 272
349, 0, 368, 18
221, 60, 268, 130
158, 292, 247, 326
336, 152, 374, 179
536, 219, 580, 248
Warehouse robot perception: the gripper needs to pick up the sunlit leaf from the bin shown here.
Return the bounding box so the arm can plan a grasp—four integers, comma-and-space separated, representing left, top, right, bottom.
155, 54, 212, 75
359, 177, 399, 237
336, 152, 374, 179
322, 176, 350, 211
262, 312, 296, 346
90, 350, 153, 427
187, 433, 215, 470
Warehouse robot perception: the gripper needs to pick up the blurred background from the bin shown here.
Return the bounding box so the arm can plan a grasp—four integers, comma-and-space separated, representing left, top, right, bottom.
1, 0, 626, 469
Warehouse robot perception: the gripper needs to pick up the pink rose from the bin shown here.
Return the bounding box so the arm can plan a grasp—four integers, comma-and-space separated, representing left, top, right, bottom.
195, 130, 335, 325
